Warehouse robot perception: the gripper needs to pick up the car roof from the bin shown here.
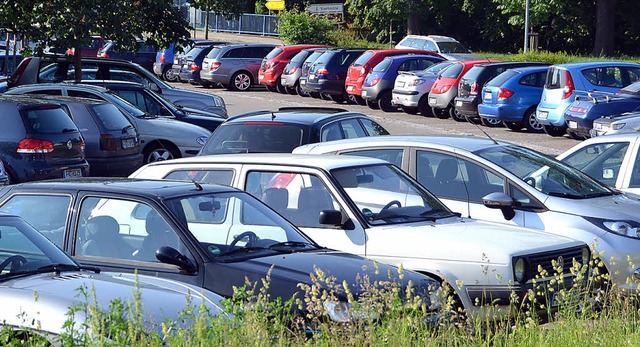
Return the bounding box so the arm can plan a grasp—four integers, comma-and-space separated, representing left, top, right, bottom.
403, 35, 460, 42
5, 177, 239, 198
23, 94, 109, 106
477, 61, 550, 68
552, 61, 640, 69
224, 107, 371, 125
8, 83, 111, 93
0, 94, 77, 106
143, 153, 390, 171
508, 66, 551, 74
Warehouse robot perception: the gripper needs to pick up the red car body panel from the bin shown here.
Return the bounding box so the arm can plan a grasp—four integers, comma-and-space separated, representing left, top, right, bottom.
430, 59, 499, 95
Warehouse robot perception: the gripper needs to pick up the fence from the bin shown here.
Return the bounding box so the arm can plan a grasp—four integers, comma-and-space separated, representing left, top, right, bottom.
193, 11, 280, 37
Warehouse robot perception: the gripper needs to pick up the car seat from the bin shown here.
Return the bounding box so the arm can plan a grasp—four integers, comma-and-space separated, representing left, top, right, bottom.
135, 210, 179, 261
82, 215, 134, 258
296, 187, 334, 226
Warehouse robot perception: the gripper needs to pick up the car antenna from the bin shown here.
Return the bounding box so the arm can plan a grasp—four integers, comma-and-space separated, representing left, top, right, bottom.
190, 178, 203, 191
464, 116, 499, 145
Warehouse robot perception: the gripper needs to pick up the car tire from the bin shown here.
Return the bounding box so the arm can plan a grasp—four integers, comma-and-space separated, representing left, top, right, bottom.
432, 107, 449, 119
309, 92, 321, 99
401, 106, 419, 115
450, 106, 466, 122
418, 96, 432, 117
143, 143, 180, 164
543, 124, 568, 137
297, 84, 310, 97
480, 117, 503, 127
353, 95, 366, 106
284, 86, 297, 95
276, 82, 287, 94
329, 94, 345, 103
378, 91, 396, 112
568, 131, 586, 140
504, 121, 524, 131
162, 67, 177, 82
320, 93, 332, 100
366, 99, 380, 110
523, 107, 544, 133
265, 85, 277, 92
229, 71, 252, 91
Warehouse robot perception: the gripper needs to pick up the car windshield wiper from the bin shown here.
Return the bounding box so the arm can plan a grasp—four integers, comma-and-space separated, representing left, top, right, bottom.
267, 241, 314, 253
61, 128, 77, 133
546, 191, 585, 199
121, 124, 134, 134
220, 246, 269, 257
0, 263, 100, 281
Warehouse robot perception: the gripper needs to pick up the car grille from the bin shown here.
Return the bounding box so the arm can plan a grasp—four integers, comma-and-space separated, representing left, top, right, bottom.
526, 246, 585, 278
53, 273, 91, 281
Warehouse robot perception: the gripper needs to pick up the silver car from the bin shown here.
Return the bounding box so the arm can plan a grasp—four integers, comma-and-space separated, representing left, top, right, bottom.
200, 43, 277, 91
294, 134, 640, 293
280, 48, 329, 95
392, 61, 454, 116
0, 213, 225, 343
5, 84, 211, 164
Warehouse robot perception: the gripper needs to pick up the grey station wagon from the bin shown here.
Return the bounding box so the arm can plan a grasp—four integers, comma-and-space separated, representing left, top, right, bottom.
200, 43, 277, 91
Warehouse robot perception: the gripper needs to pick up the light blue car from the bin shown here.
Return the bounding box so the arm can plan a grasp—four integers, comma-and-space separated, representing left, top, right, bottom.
536, 61, 640, 137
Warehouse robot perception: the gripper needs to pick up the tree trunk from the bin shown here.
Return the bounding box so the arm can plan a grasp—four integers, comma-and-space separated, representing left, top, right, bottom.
592, 0, 618, 56
74, 43, 83, 82
407, 13, 422, 35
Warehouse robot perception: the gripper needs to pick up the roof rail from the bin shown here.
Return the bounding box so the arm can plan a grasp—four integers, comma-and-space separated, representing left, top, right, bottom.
278, 107, 348, 113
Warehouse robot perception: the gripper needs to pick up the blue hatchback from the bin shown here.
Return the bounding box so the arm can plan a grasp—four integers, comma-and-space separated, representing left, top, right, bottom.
477, 66, 549, 132
536, 61, 640, 137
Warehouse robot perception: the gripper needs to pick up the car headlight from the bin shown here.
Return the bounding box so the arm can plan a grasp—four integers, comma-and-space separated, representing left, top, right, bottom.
603, 221, 640, 237
213, 95, 225, 107
196, 136, 209, 146
409, 79, 426, 86
513, 257, 528, 283
323, 301, 373, 322
611, 122, 625, 130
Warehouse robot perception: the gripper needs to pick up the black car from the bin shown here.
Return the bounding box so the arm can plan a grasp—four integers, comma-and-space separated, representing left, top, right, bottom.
7, 56, 227, 116
198, 107, 389, 155
0, 95, 90, 183
81, 80, 226, 130
177, 43, 223, 87
453, 61, 551, 122
0, 178, 441, 321
303, 48, 367, 103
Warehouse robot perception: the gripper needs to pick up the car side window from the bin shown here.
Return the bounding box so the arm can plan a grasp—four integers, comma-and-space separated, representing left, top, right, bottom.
338, 119, 367, 139
320, 122, 344, 141
582, 67, 623, 88
359, 118, 389, 136
164, 169, 234, 186
398, 60, 419, 72
622, 67, 640, 84
246, 171, 340, 228
424, 40, 438, 52
108, 66, 150, 85
519, 73, 538, 86
223, 48, 244, 58
0, 195, 71, 248
24, 89, 63, 96
113, 90, 153, 113
342, 149, 404, 169
562, 142, 629, 187
630, 148, 640, 188
75, 197, 182, 263
509, 185, 542, 209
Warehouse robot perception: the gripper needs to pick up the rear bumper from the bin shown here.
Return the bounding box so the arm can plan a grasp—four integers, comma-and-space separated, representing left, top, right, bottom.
13, 160, 90, 183
153, 62, 170, 76
304, 79, 345, 95
88, 154, 144, 177
565, 115, 593, 137
454, 97, 479, 117
428, 88, 457, 109
478, 103, 528, 122
258, 70, 281, 86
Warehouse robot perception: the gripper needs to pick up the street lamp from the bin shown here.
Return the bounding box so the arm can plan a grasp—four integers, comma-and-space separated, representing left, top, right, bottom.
523, 0, 530, 52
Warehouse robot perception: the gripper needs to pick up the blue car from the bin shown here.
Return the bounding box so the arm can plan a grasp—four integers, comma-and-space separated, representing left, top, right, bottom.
565, 81, 640, 139
536, 61, 640, 137
361, 54, 444, 112
477, 66, 549, 132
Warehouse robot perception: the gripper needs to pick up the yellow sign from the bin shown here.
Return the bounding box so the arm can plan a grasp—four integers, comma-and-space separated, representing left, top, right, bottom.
265, 0, 285, 11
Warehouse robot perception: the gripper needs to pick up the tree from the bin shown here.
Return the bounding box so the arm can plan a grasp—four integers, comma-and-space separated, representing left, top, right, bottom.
592, 0, 617, 56
277, 10, 333, 45
188, 0, 251, 39
345, 0, 412, 43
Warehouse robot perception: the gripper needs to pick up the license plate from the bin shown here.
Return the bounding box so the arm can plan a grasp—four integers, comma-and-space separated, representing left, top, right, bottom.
309, 74, 315, 80
361, 90, 367, 97
182, 64, 188, 69
63, 169, 82, 179
122, 138, 136, 149
484, 91, 492, 101
258, 75, 263, 80
568, 121, 577, 129
346, 85, 354, 92
300, 79, 306, 85
397, 81, 405, 88
538, 111, 548, 120
455, 100, 462, 107
428, 97, 437, 105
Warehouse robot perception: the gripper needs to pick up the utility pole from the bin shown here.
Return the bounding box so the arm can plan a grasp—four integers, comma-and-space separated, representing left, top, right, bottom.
523, 0, 530, 52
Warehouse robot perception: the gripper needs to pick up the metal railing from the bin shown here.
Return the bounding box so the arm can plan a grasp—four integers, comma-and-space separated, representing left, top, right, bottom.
194, 11, 280, 37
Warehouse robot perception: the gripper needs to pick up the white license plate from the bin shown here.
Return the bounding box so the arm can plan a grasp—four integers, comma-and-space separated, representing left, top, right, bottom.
484, 91, 492, 101
538, 111, 548, 120
568, 121, 577, 129
122, 138, 136, 149
300, 79, 306, 85
346, 85, 354, 92
455, 100, 462, 107
428, 97, 437, 105
309, 74, 315, 80
63, 169, 82, 179
182, 64, 189, 69
397, 81, 405, 88
361, 90, 367, 97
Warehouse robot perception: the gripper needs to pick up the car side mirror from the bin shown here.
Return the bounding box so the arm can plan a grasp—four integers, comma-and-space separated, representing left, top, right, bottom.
319, 210, 342, 226
482, 192, 516, 221
149, 83, 161, 93
602, 168, 614, 179
156, 246, 197, 273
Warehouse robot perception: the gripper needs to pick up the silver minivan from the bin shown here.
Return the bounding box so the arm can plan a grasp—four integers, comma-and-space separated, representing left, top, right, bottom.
200, 43, 277, 91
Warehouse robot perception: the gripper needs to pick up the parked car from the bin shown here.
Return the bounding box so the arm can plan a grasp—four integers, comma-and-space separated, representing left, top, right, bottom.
97, 39, 159, 72
296, 48, 330, 98
477, 66, 550, 132
536, 61, 640, 137
361, 54, 444, 112
259, 44, 327, 93
83, 80, 227, 124
7, 56, 227, 114
23, 94, 142, 177
280, 48, 326, 96
346, 49, 443, 106
4, 83, 212, 164
428, 59, 495, 119
154, 39, 223, 82
395, 35, 480, 61
197, 107, 389, 155
0, 212, 226, 344
200, 43, 277, 91
131, 153, 590, 319
65, 35, 106, 57
591, 111, 640, 136
564, 81, 640, 139
454, 61, 550, 125
0, 161, 8, 185
392, 61, 455, 116
557, 133, 640, 195
177, 43, 219, 87
0, 95, 89, 183
303, 48, 367, 103
0, 178, 441, 324
293, 134, 640, 294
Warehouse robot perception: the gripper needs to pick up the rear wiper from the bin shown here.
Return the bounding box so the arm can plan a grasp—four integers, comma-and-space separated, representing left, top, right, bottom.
61, 128, 77, 133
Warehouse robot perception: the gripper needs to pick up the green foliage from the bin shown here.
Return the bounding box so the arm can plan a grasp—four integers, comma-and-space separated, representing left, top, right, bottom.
480, 50, 640, 64
255, 0, 267, 14
345, 0, 412, 43
328, 29, 389, 49
277, 10, 334, 45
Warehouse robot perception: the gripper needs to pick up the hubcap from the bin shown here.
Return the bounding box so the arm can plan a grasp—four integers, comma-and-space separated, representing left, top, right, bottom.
528, 112, 543, 130
148, 149, 173, 163
235, 74, 251, 90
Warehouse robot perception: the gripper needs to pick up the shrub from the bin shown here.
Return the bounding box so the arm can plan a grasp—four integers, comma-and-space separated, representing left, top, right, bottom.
328, 29, 389, 49
277, 10, 334, 45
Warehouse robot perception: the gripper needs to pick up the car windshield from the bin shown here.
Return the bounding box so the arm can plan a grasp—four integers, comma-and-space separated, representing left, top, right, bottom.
0, 216, 78, 281
331, 164, 455, 226
164, 191, 317, 259
200, 123, 305, 154
437, 41, 471, 53
475, 145, 615, 199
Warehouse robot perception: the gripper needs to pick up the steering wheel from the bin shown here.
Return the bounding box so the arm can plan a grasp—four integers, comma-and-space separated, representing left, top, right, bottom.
381, 200, 402, 211
524, 176, 536, 187
228, 231, 258, 249
0, 255, 27, 273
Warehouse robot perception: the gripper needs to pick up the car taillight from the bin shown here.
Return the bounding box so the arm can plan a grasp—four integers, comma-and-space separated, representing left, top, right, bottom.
497, 88, 514, 101
99, 134, 117, 151
568, 105, 588, 113
16, 139, 54, 153
562, 70, 574, 100
160, 52, 165, 63
269, 173, 297, 188
210, 62, 221, 71
80, 138, 85, 151
370, 77, 381, 86
287, 67, 298, 75
470, 82, 479, 95
316, 68, 328, 75
267, 61, 277, 70
190, 62, 199, 71
359, 67, 366, 76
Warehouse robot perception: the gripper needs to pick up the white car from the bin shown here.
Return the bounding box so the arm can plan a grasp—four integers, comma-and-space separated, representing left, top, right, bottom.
557, 133, 640, 195
591, 112, 640, 136
395, 35, 480, 61
130, 153, 590, 318
391, 61, 454, 116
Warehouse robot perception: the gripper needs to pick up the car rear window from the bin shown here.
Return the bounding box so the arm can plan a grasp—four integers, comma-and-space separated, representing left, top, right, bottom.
440, 63, 463, 78
314, 52, 333, 65
186, 46, 206, 59
544, 67, 565, 89
202, 123, 305, 154
460, 66, 484, 82
90, 103, 134, 131
265, 47, 284, 60
372, 58, 392, 72
487, 70, 519, 87
423, 61, 453, 74
352, 51, 374, 67
206, 47, 223, 59
20, 106, 78, 134
290, 50, 310, 64
305, 51, 324, 63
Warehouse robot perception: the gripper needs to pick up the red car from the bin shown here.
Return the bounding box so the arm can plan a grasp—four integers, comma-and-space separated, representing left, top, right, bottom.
259, 44, 328, 93
345, 49, 442, 105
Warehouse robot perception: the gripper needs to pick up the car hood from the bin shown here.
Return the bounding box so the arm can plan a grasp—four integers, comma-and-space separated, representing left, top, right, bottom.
136, 116, 211, 137
1, 271, 225, 336
544, 192, 640, 223
182, 106, 226, 119
161, 87, 224, 110
210, 249, 434, 301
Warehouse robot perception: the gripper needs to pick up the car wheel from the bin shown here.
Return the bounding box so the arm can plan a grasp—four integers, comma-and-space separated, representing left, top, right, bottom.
432, 107, 449, 119
329, 94, 345, 103
162, 67, 177, 82
480, 117, 503, 127
568, 131, 586, 140
353, 95, 366, 106
504, 121, 524, 131
523, 107, 544, 133
143, 143, 180, 164
284, 86, 297, 95
543, 124, 568, 137
230, 71, 252, 91
297, 84, 310, 97
418, 96, 432, 117
265, 85, 277, 92
346, 94, 358, 105
401, 106, 419, 115
366, 99, 380, 110
320, 93, 332, 100
378, 91, 396, 112
276, 82, 287, 94
449, 106, 466, 122
309, 92, 321, 99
